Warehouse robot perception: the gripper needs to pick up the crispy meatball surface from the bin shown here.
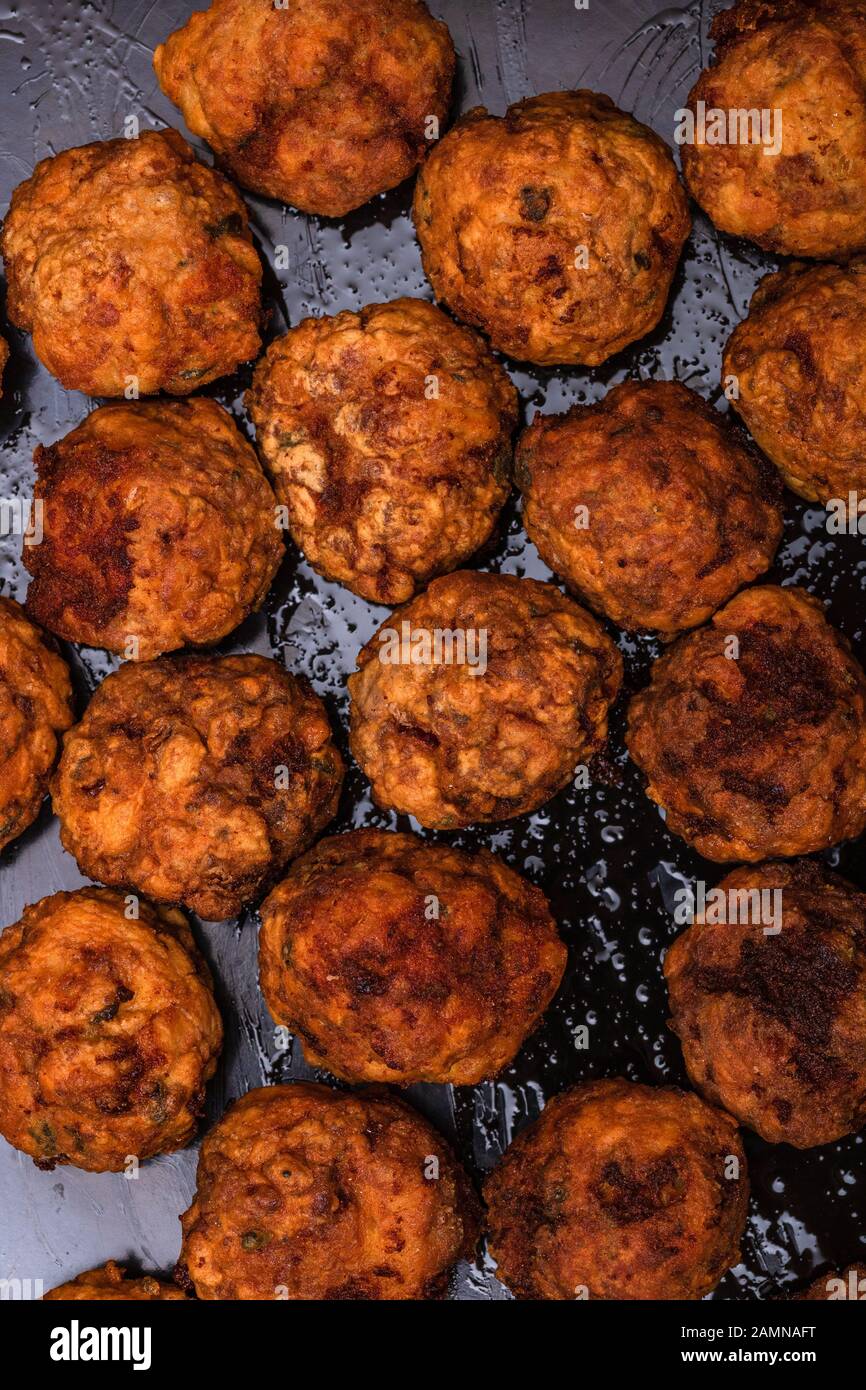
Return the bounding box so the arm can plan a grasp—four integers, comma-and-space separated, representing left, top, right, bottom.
259, 829, 566, 1084
516, 380, 782, 634
0, 129, 262, 397
723, 259, 866, 502
665, 860, 866, 1148
626, 586, 866, 861
413, 91, 690, 367
176, 1083, 480, 1299
0, 888, 223, 1172
44, 1261, 188, 1301
682, 0, 866, 259
797, 1265, 866, 1299
0, 597, 74, 854
154, 0, 455, 218
485, 1079, 748, 1301
24, 399, 282, 660
348, 570, 622, 828
51, 655, 344, 920
247, 299, 517, 605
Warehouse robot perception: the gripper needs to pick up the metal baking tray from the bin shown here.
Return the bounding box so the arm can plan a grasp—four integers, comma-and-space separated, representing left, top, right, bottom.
0, 0, 863, 1301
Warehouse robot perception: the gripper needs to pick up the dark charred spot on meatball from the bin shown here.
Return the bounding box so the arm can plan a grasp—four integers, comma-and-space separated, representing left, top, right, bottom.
27, 442, 138, 634
688, 932, 858, 1087
519, 185, 552, 222
203, 211, 245, 240
591, 1153, 684, 1225
781, 328, 818, 381
699, 621, 848, 765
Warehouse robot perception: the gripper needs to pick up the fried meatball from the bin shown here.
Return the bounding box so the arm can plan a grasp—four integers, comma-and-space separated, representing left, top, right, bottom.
682, 0, 866, 260
154, 0, 455, 218
413, 91, 691, 367
24, 398, 283, 660
0, 128, 262, 397
44, 1261, 188, 1301
797, 1265, 866, 1299
723, 259, 866, 502
348, 569, 622, 828
259, 829, 566, 1085
626, 586, 866, 861
516, 380, 783, 635
485, 1079, 748, 1301
51, 655, 344, 921
0, 597, 74, 854
246, 298, 517, 605
0, 888, 223, 1172
176, 1083, 480, 1300
666, 860, 866, 1148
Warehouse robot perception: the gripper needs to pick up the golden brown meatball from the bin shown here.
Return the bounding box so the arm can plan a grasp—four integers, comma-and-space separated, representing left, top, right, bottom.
176, 1083, 480, 1299
413, 91, 691, 367
796, 1265, 866, 1299
516, 380, 783, 635
0, 128, 262, 397
51, 655, 344, 921
154, 0, 455, 218
723, 259, 866, 502
665, 860, 866, 1148
246, 299, 517, 605
681, 0, 866, 259
0, 888, 223, 1172
626, 586, 866, 861
485, 1079, 749, 1301
44, 1261, 188, 1301
24, 398, 283, 660
259, 829, 566, 1085
348, 569, 622, 828
0, 597, 74, 854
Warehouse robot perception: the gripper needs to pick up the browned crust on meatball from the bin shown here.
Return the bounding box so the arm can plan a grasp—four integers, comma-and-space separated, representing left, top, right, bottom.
259, 829, 566, 1085
723, 259, 866, 502
348, 569, 622, 828
0, 887, 223, 1172
154, 0, 455, 218
682, 1, 866, 259
0, 597, 74, 853
516, 380, 782, 634
51, 655, 344, 920
485, 1078, 749, 1301
44, 1260, 188, 1301
626, 585, 866, 861
0, 129, 262, 397
24, 398, 283, 660
796, 1264, 866, 1299
176, 1082, 481, 1300
413, 90, 690, 367
665, 859, 866, 1148
246, 298, 517, 605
